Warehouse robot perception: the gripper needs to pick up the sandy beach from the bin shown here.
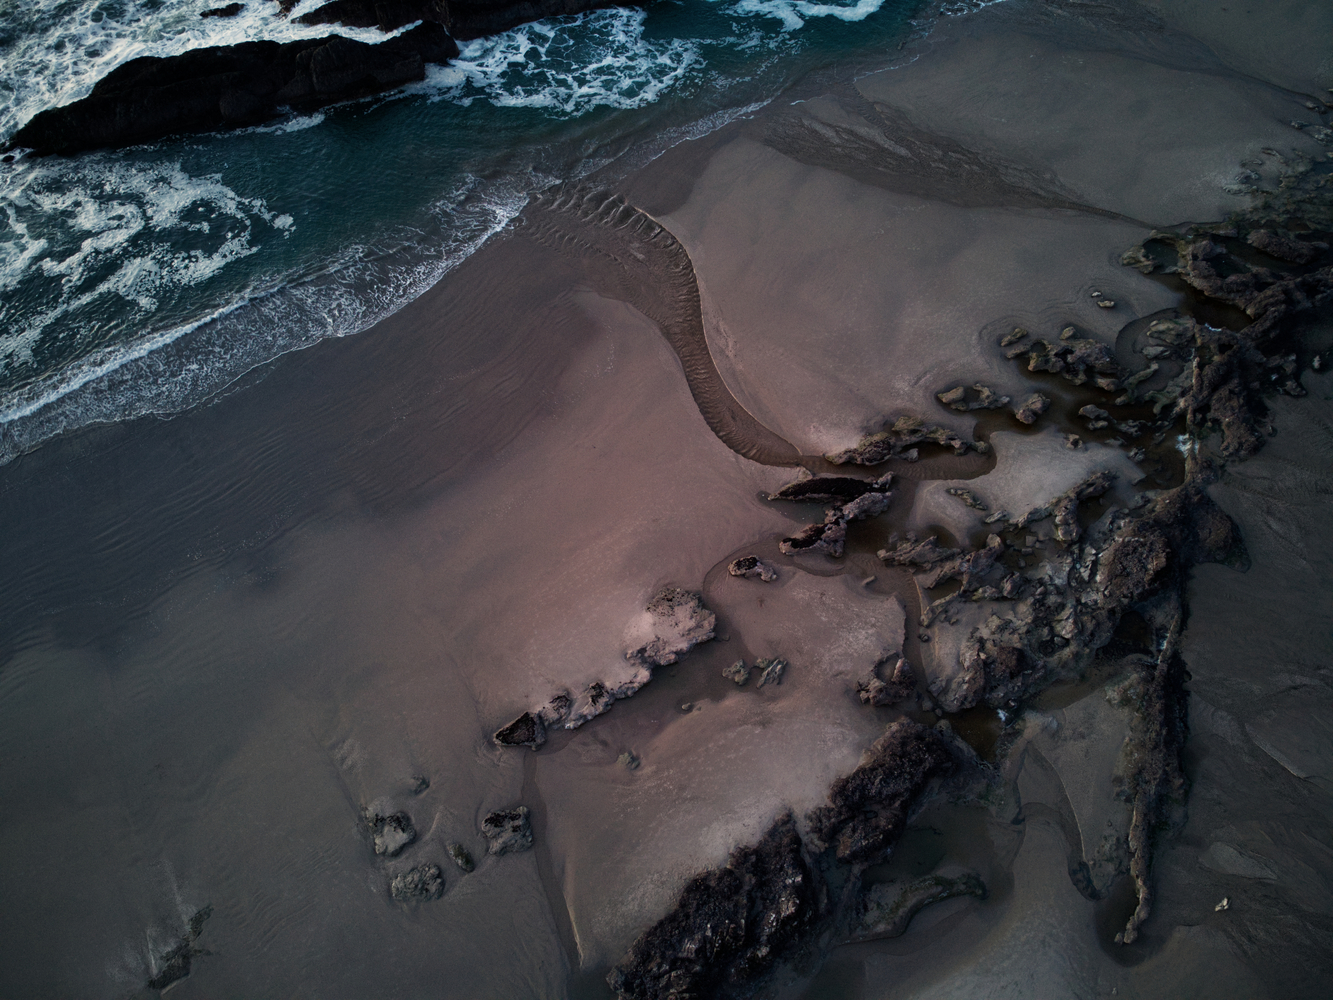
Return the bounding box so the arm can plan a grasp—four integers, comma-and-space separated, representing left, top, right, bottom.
1, 1, 1331, 997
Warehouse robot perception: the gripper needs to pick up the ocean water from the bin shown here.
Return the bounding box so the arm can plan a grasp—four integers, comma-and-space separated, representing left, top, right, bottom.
0, 0, 999, 465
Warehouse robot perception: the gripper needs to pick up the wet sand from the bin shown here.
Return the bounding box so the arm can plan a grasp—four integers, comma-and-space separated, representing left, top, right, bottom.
2, 1, 1332, 998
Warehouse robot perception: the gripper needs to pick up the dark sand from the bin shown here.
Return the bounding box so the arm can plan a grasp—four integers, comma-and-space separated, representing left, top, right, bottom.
1, 1, 1331, 998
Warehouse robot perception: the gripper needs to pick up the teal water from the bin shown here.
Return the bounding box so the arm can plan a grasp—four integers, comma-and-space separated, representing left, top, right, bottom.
0, 0, 994, 463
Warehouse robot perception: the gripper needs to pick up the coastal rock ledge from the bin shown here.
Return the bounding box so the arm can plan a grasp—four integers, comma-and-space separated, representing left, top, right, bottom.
7, 0, 638, 156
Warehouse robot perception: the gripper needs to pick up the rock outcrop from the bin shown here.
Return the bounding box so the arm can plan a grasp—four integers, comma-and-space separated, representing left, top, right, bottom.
390, 863, 445, 901
482, 806, 533, 855
494, 588, 715, 748
807, 719, 954, 865
767, 472, 893, 504
8, 24, 459, 155
826, 416, 980, 465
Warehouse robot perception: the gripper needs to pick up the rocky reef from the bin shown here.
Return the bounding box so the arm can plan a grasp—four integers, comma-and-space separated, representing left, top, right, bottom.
608, 721, 959, 999
7, 0, 639, 155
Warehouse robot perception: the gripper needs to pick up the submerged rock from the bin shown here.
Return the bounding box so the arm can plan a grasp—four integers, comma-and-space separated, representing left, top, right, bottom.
848, 872, 987, 942
807, 719, 954, 864
727, 555, 778, 581
367, 811, 417, 857
146, 906, 212, 992
607, 815, 819, 1000
482, 806, 533, 856
390, 863, 444, 901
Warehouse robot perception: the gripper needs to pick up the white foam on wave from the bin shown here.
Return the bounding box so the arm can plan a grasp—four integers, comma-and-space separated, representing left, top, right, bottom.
0, 173, 526, 462
0, 0, 403, 144
0, 156, 292, 379
413, 9, 701, 116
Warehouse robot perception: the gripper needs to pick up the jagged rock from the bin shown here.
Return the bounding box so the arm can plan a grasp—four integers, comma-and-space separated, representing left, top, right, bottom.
1247, 229, 1327, 265
755, 657, 787, 687
1016, 336, 1127, 390
780, 508, 847, 557
826, 416, 976, 465
856, 654, 916, 706
1012, 391, 1050, 424
447, 842, 475, 872
482, 806, 533, 856
842, 490, 893, 521
878, 535, 962, 567
146, 906, 212, 992
607, 815, 819, 1000
8, 24, 459, 155
767, 472, 892, 504
494, 711, 545, 750
367, 811, 417, 857
727, 555, 778, 582
807, 719, 954, 864
390, 863, 444, 901
848, 872, 987, 942
1000, 327, 1029, 347
202, 2, 245, 16
723, 660, 751, 685
936, 384, 1011, 411
946, 487, 988, 511
1011, 470, 1116, 545
627, 588, 717, 669
916, 534, 1004, 592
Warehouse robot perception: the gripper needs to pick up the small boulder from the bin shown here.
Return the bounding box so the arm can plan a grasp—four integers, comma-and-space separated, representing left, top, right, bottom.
390, 864, 444, 901
447, 842, 475, 873
728, 555, 778, 582
483, 806, 533, 856
756, 657, 787, 687
367, 811, 416, 857
723, 660, 751, 685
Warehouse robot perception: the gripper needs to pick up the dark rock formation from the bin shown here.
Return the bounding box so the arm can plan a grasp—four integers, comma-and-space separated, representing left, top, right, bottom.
856, 653, 916, 706
146, 906, 212, 992
768, 472, 893, 504
494, 710, 545, 749
848, 872, 986, 942
807, 719, 954, 865
1013, 333, 1127, 390
390, 863, 445, 900
937, 384, 1010, 411
300, 0, 636, 41
827, 416, 978, 465
1012, 391, 1050, 424
367, 810, 417, 856
8, 23, 459, 155
607, 815, 819, 1000
1010, 470, 1116, 546
448, 842, 476, 872
482, 805, 533, 855
755, 656, 786, 687
1246, 228, 1327, 265
722, 659, 750, 685
727, 555, 778, 582
877, 534, 962, 567
779, 508, 847, 558
202, 2, 246, 16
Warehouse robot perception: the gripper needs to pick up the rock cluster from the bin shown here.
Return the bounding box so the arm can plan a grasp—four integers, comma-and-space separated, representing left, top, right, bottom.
937, 384, 1010, 411
494, 588, 715, 749
1011, 331, 1127, 390
826, 417, 981, 465
776, 476, 894, 558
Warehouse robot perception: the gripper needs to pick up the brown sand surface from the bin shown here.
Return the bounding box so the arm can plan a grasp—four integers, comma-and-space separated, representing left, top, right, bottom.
1, 2, 1332, 998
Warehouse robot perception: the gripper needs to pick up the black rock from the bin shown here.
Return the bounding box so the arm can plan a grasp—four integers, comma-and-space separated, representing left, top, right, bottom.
8, 23, 459, 155
299, 0, 640, 41
202, 2, 246, 16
